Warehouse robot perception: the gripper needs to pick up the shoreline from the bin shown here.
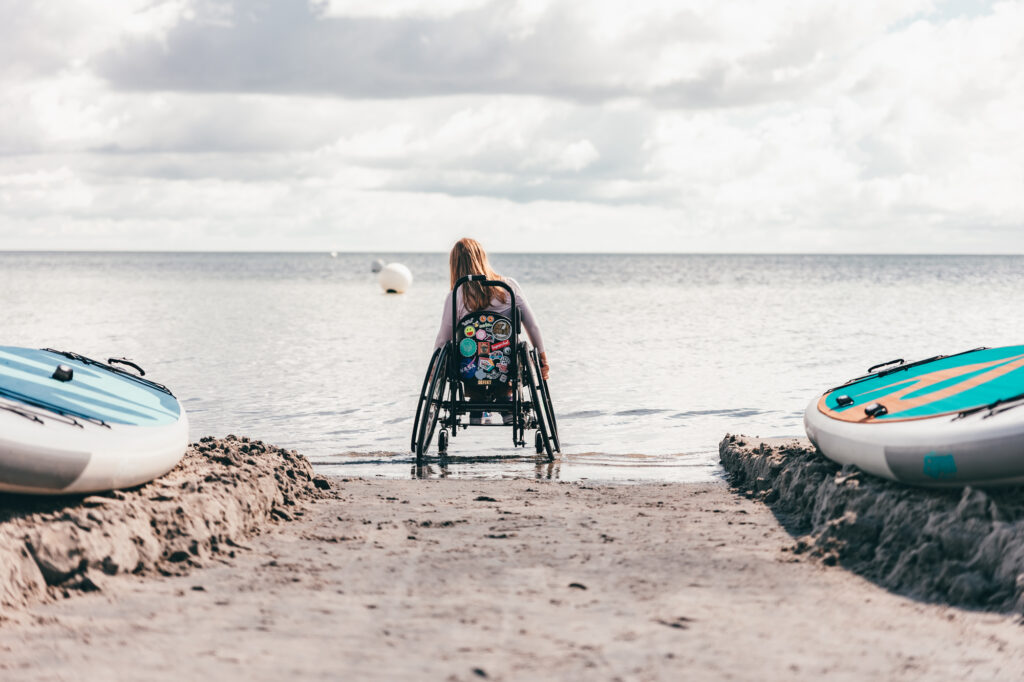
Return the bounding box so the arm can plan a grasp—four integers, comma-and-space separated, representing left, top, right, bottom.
1, 437, 1023, 679
326, 453, 723, 484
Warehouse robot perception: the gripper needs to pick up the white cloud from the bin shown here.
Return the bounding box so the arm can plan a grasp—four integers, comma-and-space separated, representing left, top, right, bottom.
0, 0, 1022, 252
323, 0, 492, 19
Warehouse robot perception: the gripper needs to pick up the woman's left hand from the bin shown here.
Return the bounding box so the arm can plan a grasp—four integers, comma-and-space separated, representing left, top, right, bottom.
539, 352, 550, 380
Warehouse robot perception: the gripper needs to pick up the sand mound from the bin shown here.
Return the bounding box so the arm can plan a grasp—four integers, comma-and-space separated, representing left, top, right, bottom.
720, 435, 1024, 614
0, 436, 331, 611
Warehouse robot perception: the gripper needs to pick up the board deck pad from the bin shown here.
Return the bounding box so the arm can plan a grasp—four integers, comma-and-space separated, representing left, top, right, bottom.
0, 347, 181, 426
819, 345, 1024, 423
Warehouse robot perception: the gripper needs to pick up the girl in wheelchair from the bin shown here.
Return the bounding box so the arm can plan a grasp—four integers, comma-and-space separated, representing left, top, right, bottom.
412, 237, 557, 460
433, 238, 550, 424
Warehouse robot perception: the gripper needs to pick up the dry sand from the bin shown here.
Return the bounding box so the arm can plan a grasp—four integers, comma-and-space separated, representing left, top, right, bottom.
2, 440, 1024, 681
0, 436, 331, 609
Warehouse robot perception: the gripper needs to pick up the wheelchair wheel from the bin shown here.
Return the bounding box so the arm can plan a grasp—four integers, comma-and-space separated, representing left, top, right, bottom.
530, 347, 560, 453
415, 343, 450, 458
519, 344, 553, 460
411, 347, 442, 452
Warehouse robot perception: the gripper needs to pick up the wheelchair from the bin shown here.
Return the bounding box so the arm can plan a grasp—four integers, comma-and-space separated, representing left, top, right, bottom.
411, 275, 560, 463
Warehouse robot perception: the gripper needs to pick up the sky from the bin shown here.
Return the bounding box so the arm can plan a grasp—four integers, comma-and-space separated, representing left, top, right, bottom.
1, 0, 1022, 253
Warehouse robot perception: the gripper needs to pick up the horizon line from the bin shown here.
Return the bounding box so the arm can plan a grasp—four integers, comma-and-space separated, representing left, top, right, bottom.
2, 249, 1024, 257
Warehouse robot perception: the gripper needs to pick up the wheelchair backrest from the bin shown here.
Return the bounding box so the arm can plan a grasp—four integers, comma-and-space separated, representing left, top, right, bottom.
455, 311, 514, 392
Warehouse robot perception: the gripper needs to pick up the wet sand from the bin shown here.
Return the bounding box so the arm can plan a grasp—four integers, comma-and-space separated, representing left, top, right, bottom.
2, 452, 1024, 680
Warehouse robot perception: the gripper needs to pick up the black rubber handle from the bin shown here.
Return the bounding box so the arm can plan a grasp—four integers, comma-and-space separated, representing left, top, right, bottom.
108, 357, 146, 376
867, 358, 904, 374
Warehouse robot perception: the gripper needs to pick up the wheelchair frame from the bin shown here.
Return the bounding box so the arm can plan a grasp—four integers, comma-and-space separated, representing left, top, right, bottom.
411, 275, 560, 462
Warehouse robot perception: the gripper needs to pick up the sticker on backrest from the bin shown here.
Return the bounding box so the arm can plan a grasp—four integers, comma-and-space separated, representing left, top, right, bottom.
492, 320, 511, 341
456, 314, 514, 388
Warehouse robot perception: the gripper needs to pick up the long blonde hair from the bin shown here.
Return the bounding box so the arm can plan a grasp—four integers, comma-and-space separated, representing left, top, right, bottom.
449, 238, 508, 312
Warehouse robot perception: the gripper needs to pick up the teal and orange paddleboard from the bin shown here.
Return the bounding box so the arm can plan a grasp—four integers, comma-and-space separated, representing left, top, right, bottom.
806, 345, 1024, 487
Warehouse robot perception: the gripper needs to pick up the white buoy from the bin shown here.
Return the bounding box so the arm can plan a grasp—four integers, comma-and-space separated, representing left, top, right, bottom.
371, 259, 385, 273
378, 263, 413, 294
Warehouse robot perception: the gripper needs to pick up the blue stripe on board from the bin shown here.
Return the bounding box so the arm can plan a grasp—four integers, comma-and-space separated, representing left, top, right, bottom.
0, 347, 181, 426
0, 353, 165, 411
1, 358, 164, 423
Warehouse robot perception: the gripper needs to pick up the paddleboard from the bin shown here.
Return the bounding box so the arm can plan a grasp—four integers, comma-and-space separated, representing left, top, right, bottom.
805, 345, 1024, 487
0, 346, 188, 494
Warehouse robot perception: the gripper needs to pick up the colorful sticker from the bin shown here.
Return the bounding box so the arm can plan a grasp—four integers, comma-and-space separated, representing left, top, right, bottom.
460, 338, 477, 357
479, 357, 495, 372
499, 373, 507, 382
503, 347, 511, 356
490, 351, 504, 361
478, 379, 491, 386
460, 358, 477, 378
487, 316, 494, 322
479, 315, 486, 322
497, 361, 509, 372
464, 325, 475, 337
478, 342, 490, 356
491, 339, 510, 351
492, 320, 511, 340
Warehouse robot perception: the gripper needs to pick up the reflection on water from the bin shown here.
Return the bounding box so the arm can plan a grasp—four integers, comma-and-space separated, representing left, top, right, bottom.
4, 252, 1024, 483
409, 454, 562, 481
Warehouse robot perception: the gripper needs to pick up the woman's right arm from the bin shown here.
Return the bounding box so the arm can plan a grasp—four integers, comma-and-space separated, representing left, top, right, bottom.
433, 291, 453, 350
510, 280, 549, 379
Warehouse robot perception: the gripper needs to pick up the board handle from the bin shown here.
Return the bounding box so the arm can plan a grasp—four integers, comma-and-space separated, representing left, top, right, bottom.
108, 357, 146, 376
867, 358, 904, 374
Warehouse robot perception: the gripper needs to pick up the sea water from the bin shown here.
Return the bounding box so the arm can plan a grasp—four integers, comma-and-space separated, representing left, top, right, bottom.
4, 252, 1024, 482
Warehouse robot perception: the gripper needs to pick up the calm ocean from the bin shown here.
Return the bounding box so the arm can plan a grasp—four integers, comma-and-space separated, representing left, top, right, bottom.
4, 252, 1024, 481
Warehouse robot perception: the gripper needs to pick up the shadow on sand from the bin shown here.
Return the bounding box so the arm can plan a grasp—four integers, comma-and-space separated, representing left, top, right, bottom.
719, 434, 1024, 616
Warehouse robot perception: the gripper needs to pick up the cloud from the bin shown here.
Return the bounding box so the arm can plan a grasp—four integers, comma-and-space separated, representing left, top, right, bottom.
0, 0, 185, 82
96, 0, 935, 108
1, 0, 1022, 253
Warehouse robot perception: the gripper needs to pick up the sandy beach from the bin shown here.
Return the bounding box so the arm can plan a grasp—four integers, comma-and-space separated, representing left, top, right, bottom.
2, 438, 1024, 680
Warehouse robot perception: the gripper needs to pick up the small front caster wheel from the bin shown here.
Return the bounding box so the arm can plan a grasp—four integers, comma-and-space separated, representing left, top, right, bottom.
534, 430, 544, 454
438, 429, 449, 456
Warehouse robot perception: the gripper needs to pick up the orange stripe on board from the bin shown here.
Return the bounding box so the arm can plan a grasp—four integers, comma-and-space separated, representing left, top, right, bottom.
818, 353, 1024, 423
